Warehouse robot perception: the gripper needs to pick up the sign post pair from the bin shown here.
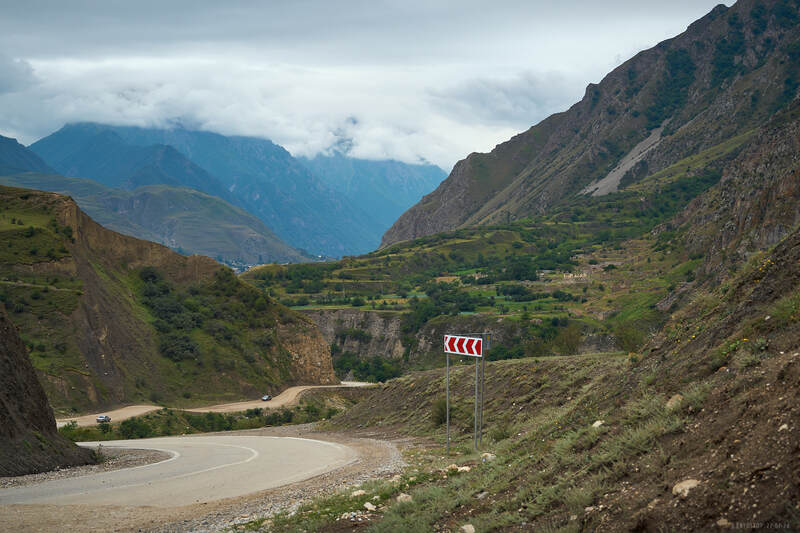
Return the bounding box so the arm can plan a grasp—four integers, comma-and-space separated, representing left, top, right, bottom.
443, 333, 490, 454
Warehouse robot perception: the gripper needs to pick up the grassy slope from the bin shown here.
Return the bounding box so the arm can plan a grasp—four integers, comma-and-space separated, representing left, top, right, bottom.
259, 228, 799, 531
241, 111, 800, 531
0, 185, 332, 414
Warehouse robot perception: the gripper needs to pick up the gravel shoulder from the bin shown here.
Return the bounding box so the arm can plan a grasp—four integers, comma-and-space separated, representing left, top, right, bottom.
0, 424, 407, 533
0, 447, 171, 489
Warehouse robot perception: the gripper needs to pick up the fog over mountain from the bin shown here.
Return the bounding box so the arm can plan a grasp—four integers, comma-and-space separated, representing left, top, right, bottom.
0, 1, 729, 170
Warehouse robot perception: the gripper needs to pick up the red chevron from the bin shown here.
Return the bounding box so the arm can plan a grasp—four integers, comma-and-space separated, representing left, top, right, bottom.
445, 336, 456, 352
465, 338, 475, 354
475, 339, 482, 356
455, 337, 465, 353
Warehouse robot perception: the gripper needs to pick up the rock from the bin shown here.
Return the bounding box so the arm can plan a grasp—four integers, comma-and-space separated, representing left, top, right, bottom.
351, 489, 366, 497
460, 525, 476, 533
363, 502, 376, 511
372, 495, 380, 500
592, 420, 604, 428
457, 466, 471, 473
666, 394, 683, 411
390, 474, 402, 482
481, 452, 496, 462
447, 463, 459, 471
717, 518, 732, 528
475, 491, 489, 500
584, 506, 595, 512
672, 479, 700, 498
397, 493, 413, 503
778, 423, 788, 431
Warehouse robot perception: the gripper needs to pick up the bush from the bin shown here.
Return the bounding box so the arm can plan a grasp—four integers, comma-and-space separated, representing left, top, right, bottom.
432, 397, 447, 426
119, 418, 153, 439
159, 333, 198, 361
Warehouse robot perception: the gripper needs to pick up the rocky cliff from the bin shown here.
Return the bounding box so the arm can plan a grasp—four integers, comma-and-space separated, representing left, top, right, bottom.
303, 309, 408, 360
675, 112, 800, 279
304, 308, 535, 367
382, 0, 800, 247
0, 305, 94, 475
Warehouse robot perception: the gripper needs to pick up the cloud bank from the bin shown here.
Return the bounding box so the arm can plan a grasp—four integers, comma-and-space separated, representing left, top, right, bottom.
0, 1, 730, 170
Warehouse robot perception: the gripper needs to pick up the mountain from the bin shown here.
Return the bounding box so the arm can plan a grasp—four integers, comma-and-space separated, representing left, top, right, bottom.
0, 185, 335, 412
0, 135, 54, 175
382, 0, 800, 247
0, 172, 314, 267
0, 304, 94, 475
29, 124, 233, 202
33, 123, 381, 257
298, 152, 446, 235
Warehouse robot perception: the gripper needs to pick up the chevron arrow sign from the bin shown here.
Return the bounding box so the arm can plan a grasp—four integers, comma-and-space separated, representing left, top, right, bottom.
443, 335, 483, 357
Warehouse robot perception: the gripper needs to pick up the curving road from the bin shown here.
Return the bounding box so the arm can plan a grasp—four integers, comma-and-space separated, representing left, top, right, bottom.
0, 435, 356, 507
57, 381, 371, 428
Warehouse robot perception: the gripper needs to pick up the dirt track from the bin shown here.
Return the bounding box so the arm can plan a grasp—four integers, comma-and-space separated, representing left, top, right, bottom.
56, 382, 371, 427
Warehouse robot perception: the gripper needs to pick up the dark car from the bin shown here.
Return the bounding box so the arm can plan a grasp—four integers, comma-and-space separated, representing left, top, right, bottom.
261, 395, 272, 401
96, 415, 111, 423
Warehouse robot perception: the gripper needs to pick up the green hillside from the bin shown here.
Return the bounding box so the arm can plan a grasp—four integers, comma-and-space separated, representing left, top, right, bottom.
0, 185, 335, 414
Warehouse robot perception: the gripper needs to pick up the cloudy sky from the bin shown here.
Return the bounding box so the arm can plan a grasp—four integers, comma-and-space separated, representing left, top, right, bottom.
0, 1, 730, 171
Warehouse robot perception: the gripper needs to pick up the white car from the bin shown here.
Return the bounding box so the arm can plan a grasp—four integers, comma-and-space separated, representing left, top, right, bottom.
96, 415, 111, 423
261, 395, 272, 401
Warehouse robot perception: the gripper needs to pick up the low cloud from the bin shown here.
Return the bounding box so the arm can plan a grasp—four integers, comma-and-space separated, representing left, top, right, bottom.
429, 71, 583, 130
0, 55, 37, 94
0, 57, 528, 170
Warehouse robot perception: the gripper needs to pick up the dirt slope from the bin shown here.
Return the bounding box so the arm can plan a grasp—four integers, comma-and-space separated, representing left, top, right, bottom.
0, 305, 93, 476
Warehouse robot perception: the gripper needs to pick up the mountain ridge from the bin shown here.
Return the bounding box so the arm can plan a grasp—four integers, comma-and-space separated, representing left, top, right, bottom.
40, 124, 380, 256
382, 0, 800, 247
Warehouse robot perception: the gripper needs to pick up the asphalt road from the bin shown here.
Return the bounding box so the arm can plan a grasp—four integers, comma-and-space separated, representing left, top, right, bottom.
57, 381, 370, 428
0, 435, 356, 507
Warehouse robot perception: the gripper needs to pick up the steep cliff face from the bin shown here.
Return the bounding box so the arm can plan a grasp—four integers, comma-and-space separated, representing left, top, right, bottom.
674, 113, 800, 278
303, 309, 407, 360
383, 0, 800, 247
0, 186, 335, 412
304, 308, 530, 368
277, 321, 338, 385
0, 305, 93, 475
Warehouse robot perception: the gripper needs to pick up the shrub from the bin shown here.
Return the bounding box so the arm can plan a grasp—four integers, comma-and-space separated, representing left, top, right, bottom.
159, 333, 198, 361
431, 397, 447, 426
119, 418, 153, 439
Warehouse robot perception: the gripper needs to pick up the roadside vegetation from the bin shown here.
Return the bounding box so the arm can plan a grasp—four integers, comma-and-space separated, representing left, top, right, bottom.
58, 396, 344, 442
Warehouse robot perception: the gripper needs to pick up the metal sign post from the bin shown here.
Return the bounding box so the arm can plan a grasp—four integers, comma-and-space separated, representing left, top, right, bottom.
443, 333, 489, 454
445, 351, 450, 455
